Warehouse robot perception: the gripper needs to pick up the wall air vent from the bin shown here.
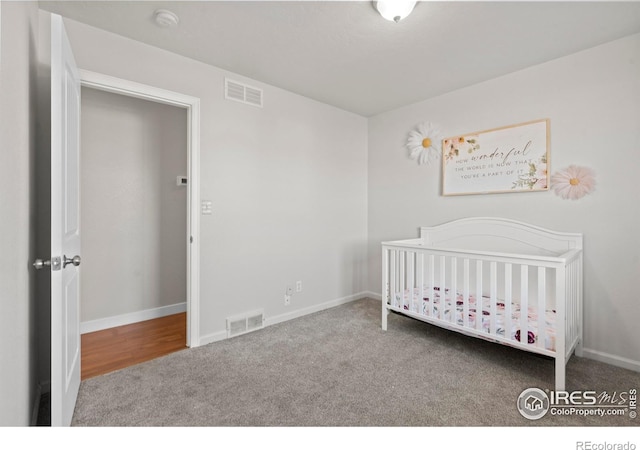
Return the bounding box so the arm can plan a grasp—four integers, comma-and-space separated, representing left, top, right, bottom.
225, 78, 263, 108
226, 309, 265, 338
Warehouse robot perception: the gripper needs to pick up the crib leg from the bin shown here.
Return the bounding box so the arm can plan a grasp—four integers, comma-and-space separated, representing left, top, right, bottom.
555, 358, 566, 392
382, 302, 388, 331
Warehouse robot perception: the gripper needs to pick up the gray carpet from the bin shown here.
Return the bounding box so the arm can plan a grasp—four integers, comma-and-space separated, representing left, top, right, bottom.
71, 298, 638, 427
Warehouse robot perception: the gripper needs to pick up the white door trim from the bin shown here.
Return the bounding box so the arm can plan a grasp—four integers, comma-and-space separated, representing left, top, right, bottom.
79, 69, 201, 348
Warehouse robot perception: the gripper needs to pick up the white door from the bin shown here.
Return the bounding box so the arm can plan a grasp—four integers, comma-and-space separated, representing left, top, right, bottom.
51, 13, 81, 427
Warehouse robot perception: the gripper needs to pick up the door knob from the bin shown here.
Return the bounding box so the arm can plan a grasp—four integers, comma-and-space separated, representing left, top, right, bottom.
63, 255, 81, 268
33, 259, 51, 270
33, 256, 62, 271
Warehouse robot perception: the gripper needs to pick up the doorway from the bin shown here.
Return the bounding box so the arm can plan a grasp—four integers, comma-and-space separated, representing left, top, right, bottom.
79, 70, 202, 355
79, 87, 188, 378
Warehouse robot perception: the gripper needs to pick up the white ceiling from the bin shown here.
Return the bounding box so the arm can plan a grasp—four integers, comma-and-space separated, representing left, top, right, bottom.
39, 1, 640, 117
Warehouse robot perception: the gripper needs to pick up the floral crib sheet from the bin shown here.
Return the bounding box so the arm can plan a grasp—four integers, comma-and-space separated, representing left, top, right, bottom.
394, 286, 556, 351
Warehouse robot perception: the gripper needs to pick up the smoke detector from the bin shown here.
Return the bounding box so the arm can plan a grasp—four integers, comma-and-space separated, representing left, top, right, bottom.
154, 9, 179, 28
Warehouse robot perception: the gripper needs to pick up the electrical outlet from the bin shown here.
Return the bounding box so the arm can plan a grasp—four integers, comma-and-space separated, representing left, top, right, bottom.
285, 285, 293, 306
296, 281, 302, 293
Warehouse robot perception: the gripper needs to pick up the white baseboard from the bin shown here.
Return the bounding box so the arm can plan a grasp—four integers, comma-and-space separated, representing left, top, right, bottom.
266, 291, 369, 327
581, 347, 640, 373
364, 291, 382, 301
198, 292, 371, 346
198, 330, 228, 347
80, 302, 187, 334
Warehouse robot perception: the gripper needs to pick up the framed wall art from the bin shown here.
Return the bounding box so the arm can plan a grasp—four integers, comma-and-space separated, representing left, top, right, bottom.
442, 119, 549, 196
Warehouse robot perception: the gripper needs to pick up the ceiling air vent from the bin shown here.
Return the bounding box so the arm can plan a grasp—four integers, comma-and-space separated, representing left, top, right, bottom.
225, 78, 263, 108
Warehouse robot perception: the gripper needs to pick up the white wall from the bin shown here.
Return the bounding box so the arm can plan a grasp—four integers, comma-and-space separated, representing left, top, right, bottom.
0, 0, 39, 426
60, 17, 369, 341
368, 33, 640, 368
80, 88, 188, 323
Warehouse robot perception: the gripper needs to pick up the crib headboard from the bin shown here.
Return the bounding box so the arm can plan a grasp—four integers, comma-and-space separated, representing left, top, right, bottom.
419, 217, 582, 257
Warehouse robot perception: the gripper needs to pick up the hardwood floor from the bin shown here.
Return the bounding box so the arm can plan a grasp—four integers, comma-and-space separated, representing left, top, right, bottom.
81, 312, 187, 380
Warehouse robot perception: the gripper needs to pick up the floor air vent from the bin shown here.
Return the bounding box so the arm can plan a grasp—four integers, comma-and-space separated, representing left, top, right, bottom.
225, 78, 263, 108
226, 310, 265, 338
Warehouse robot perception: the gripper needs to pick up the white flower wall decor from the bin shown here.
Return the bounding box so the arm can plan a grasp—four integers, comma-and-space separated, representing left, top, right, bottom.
551, 165, 596, 200
407, 122, 442, 166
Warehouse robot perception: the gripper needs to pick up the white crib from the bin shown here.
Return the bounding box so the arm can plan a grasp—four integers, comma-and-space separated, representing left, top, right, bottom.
381, 217, 583, 391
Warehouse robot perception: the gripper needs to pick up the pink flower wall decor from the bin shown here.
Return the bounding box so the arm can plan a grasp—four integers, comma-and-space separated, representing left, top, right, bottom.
551, 165, 596, 200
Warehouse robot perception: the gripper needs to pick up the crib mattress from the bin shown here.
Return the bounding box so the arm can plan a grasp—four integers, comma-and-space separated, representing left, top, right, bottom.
394, 286, 556, 351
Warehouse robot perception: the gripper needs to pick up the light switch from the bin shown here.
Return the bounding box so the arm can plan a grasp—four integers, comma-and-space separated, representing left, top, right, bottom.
201, 201, 213, 215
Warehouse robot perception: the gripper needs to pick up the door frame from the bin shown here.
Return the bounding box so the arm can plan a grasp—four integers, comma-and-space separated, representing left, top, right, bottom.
79, 70, 201, 348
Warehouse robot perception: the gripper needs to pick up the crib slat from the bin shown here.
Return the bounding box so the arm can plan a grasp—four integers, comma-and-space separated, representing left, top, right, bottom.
439, 256, 446, 321
390, 250, 397, 308
428, 254, 435, 318
574, 258, 580, 344
568, 260, 575, 347
400, 252, 406, 310
521, 265, 529, 346
537, 267, 546, 349
382, 247, 389, 330
490, 262, 497, 336
476, 260, 483, 331
556, 265, 567, 389
463, 258, 470, 328
418, 253, 424, 316
450, 257, 457, 324
575, 260, 579, 342
383, 248, 388, 304
504, 263, 512, 341
408, 252, 415, 312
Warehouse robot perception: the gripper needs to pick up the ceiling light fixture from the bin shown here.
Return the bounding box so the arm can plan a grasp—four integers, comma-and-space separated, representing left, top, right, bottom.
374, 1, 417, 23
154, 9, 179, 28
